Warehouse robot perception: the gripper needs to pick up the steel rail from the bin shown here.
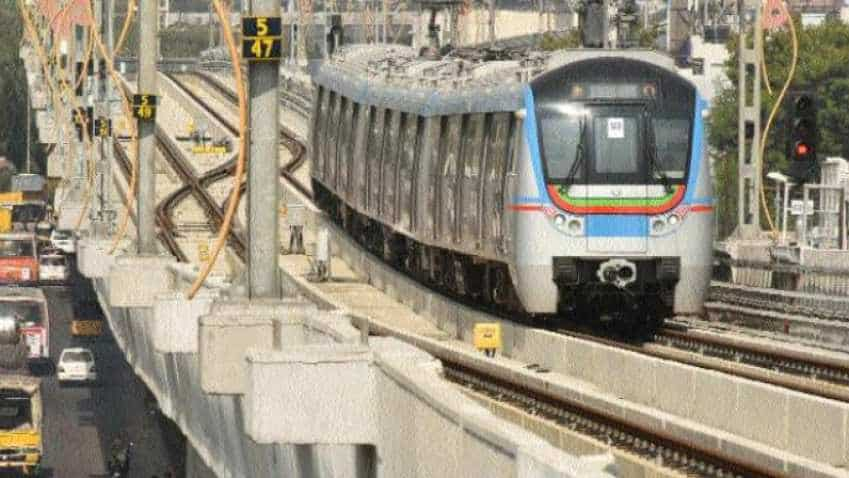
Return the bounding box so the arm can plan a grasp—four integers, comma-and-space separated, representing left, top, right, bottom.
111, 139, 188, 261
182, 70, 311, 199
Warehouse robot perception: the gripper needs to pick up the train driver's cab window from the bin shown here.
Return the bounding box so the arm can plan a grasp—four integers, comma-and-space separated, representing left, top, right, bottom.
592, 116, 639, 175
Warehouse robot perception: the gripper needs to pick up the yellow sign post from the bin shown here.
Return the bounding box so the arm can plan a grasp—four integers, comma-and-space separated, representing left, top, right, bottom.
473, 323, 502, 357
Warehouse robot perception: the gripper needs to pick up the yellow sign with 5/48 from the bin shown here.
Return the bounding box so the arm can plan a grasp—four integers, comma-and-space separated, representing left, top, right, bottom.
198, 243, 210, 263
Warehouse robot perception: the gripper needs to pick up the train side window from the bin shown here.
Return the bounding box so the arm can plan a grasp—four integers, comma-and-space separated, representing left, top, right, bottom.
422, 117, 443, 240
326, 93, 343, 189
314, 88, 330, 178
398, 113, 419, 232
460, 114, 485, 244
485, 113, 511, 243
351, 102, 367, 205
380, 110, 401, 218
309, 86, 324, 169
366, 108, 386, 214
440, 115, 462, 241
337, 97, 354, 194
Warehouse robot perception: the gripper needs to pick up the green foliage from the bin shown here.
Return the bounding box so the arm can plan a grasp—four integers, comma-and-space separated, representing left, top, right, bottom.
0, 0, 43, 181
707, 17, 849, 237
114, 18, 212, 58
636, 23, 661, 49
160, 24, 213, 58
539, 30, 582, 51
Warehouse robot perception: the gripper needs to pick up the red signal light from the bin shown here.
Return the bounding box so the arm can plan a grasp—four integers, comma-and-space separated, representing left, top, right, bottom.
795, 142, 811, 157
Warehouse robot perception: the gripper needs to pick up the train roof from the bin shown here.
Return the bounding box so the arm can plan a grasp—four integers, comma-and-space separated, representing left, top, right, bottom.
313, 45, 693, 116
0, 288, 46, 301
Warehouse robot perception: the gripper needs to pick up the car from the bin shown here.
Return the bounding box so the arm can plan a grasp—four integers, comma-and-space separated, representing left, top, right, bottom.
39, 252, 69, 282
49, 229, 75, 255
57, 347, 96, 383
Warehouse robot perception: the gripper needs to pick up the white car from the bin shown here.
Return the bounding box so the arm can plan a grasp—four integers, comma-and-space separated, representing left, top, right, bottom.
50, 229, 75, 255
57, 347, 97, 383
39, 253, 69, 282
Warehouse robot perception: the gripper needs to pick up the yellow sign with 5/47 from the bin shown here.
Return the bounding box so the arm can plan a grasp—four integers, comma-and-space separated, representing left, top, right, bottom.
242, 16, 283, 61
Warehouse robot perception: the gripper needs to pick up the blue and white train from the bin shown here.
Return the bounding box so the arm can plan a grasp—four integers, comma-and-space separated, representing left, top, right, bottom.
310, 45, 714, 330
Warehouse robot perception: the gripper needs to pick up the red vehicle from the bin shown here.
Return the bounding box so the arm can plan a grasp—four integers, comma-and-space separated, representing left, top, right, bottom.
0, 288, 49, 365
0, 233, 38, 284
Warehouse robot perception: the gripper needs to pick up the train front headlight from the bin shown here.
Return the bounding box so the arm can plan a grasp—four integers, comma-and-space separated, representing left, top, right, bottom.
651, 219, 666, 234
554, 214, 566, 227
567, 219, 582, 235
668, 214, 680, 226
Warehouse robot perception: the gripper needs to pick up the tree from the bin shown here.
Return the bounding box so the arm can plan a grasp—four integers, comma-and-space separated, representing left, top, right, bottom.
0, 1, 43, 175
707, 16, 849, 238
539, 30, 582, 50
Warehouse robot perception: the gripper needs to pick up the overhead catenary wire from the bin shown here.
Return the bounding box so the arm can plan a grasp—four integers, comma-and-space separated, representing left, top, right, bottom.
78, 0, 142, 254
187, 0, 249, 299
757, 0, 798, 237
113, 0, 137, 58
18, 0, 97, 231
73, 28, 95, 93
21, 0, 137, 239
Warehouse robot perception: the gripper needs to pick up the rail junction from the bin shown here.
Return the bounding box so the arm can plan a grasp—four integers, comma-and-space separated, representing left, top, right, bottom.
14, 0, 849, 477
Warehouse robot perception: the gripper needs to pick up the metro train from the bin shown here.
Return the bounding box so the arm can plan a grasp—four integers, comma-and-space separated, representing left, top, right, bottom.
309, 45, 714, 330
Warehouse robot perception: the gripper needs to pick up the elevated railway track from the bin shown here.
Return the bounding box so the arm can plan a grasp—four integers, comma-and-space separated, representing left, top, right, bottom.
144, 66, 849, 477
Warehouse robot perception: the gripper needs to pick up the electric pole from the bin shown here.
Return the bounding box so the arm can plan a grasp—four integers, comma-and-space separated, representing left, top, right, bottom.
244, 1, 282, 297
136, 0, 159, 253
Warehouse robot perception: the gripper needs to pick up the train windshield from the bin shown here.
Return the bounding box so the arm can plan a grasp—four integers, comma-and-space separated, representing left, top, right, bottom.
537, 103, 691, 185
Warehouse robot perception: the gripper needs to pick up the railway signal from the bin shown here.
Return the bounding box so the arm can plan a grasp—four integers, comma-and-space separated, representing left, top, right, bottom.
786, 92, 819, 183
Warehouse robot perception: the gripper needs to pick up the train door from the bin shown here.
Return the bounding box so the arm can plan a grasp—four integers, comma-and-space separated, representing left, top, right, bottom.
585, 106, 648, 253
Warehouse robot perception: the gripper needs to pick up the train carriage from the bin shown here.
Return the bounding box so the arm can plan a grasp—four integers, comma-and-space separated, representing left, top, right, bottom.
310, 45, 713, 330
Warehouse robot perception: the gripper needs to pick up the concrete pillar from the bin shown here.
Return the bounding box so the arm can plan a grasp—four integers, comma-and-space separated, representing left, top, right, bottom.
137, 0, 158, 254
247, 0, 281, 298
208, 3, 215, 50
104, 0, 116, 233
91, 0, 103, 234
734, 3, 763, 238
75, 25, 86, 183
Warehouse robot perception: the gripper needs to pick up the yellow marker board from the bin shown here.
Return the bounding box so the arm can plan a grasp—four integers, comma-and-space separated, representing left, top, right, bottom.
473, 323, 501, 352
191, 145, 228, 154
198, 243, 210, 263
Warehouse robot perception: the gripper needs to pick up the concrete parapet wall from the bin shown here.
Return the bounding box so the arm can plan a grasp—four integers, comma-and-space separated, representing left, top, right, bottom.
513, 328, 849, 468
153, 290, 218, 354
371, 339, 615, 478
78, 238, 121, 278
244, 344, 377, 444
199, 313, 276, 395
108, 255, 176, 307
92, 264, 611, 477
799, 248, 849, 295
